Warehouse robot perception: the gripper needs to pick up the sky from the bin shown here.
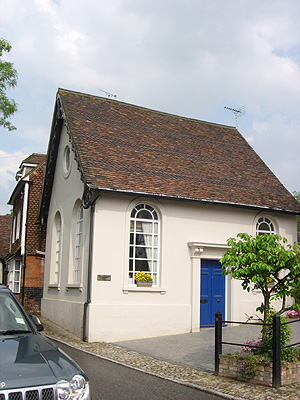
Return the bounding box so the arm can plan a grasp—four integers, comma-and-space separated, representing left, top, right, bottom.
0, 0, 299, 214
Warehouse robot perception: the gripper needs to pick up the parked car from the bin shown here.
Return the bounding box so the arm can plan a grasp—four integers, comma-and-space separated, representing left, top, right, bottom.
0, 284, 90, 399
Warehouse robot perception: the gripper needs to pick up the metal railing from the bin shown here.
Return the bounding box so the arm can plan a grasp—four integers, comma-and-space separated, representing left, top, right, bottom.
214, 311, 300, 388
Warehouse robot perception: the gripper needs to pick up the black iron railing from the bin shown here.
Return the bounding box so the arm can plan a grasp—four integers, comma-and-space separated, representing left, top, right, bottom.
214, 311, 300, 388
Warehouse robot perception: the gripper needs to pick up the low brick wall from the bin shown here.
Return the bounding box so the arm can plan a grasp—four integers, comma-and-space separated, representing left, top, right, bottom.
219, 354, 300, 387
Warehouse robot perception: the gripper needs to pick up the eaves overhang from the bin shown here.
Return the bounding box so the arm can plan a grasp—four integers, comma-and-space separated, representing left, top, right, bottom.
7, 179, 30, 206
38, 92, 88, 224
95, 186, 300, 215
4, 246, 21, 263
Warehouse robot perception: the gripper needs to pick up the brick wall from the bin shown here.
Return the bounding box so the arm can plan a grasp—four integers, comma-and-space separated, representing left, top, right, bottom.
219, 354, 300, 387
20, 162, 46, 313
10, 160, 47, 313
10, 194, 23, 255
26, 163, 46, 255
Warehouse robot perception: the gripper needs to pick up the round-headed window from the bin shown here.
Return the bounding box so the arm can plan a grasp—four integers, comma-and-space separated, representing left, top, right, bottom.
256, 217, 275, 236
129, 204, 160, 286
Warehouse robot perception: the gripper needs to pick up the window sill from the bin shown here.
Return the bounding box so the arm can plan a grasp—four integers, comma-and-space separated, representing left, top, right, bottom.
123, 286, 166, 294
48, 284, 60, 290
66, 283, 83, 291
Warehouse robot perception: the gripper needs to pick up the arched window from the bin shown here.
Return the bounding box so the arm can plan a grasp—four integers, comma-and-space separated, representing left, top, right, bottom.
74, 205, 83, 283
54, 213, 62, 284
256, 217, 275, 236
129, 204, 160, 286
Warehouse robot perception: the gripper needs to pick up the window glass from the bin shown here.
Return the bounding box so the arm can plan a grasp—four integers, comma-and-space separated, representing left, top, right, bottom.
74, 205, 83, 283
256, 217, 275, 236
16, 210, 21, 240
63, 145, 72, 177
54, 214, 62, 284
0, 292, 31, 332
8, 260, 21, 293
129, 204, 160, 286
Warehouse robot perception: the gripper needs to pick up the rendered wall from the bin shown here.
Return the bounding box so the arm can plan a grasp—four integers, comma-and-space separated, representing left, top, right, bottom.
41, 125, 90, 339
41, 125, 298, 342
86, 193, 296, 342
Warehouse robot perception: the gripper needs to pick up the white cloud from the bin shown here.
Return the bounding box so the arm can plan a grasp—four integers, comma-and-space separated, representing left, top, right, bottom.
0, 0, 299, 213
0, 150, 28, 214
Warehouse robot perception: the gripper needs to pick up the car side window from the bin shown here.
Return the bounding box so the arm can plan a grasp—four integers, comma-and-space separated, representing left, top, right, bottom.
0, 292, 31, 332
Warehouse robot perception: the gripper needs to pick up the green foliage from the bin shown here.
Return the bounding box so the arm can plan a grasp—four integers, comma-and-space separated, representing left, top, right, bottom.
0, 38, 18, 131
260, 312, 294, 362
235, 313, 300, 379
293, 191, 300, 232
237, 351, 264, 379
220, 233, 300, 329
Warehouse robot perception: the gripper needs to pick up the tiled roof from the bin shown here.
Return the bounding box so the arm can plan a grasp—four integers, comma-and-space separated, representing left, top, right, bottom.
0, 215, 12, 259
56, 89, 299, 213
20, 153, 46, 167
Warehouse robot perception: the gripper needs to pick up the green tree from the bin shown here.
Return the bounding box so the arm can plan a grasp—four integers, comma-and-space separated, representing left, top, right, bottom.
0, 38, 18, 131
220, 233, 300, 337
293, 191, 300, 232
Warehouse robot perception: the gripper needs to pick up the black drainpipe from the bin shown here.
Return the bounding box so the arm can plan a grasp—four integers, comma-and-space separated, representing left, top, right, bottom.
83, 202, 95, 342
22, 181, 30, 306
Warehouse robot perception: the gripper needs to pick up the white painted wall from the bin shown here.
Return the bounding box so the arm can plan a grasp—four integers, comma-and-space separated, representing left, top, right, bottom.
42, 125, 298, 342
41, 126, 90, 338
86, 193, 296, 342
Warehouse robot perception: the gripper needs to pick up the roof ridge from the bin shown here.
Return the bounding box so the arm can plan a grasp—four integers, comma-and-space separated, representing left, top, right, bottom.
57, 88, 237, 130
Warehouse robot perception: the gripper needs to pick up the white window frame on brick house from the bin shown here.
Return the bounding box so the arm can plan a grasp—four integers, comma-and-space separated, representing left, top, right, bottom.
11, 215, 16, 244
8, 259, 22, 293
15, 210, 21, 240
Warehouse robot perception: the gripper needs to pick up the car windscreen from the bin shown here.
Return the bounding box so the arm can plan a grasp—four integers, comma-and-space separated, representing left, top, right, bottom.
0, 292, 32, 334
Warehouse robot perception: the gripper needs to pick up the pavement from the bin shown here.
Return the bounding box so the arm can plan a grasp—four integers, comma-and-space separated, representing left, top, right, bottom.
40, 317, 300, 400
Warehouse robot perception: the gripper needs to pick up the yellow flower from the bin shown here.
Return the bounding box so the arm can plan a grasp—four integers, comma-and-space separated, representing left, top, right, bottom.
135, 272, 153, 282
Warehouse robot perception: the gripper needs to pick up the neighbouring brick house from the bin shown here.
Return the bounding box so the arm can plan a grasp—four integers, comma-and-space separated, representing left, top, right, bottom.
4, 153, 47, 313
0, 215, 12, 283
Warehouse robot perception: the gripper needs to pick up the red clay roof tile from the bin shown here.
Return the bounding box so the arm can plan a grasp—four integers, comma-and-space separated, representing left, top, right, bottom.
58, 89, 300, 213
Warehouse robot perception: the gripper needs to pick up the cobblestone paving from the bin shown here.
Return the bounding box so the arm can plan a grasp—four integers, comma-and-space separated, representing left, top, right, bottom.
40, 317, 300, 400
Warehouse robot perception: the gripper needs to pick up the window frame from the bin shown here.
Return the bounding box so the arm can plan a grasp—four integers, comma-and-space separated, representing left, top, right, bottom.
73, 205, 83, 284
129, 203, 160, 286
63, 145, 72, 178
8, 259, 22, 293
15, 210, 21, 240
256, 216, 276, 236
54, 213, 62, 285
11, 215, 16, 244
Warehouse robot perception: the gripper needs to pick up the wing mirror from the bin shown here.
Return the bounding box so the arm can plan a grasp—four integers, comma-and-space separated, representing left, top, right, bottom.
30, 315, 44, 332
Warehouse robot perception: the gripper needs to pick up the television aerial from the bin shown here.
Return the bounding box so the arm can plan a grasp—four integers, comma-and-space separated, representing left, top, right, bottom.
99, 89, 117, 98
224, 106, 246, 129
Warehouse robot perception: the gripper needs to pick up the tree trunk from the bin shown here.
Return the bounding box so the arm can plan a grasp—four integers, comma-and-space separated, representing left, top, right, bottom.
262, 291, 271, 340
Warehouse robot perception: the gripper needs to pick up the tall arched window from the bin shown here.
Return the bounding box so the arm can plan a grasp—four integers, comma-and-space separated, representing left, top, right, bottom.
256, 217, 275, 236
54, 213, 62, 284
129, 204, 160, 286
74, 205, 83, 283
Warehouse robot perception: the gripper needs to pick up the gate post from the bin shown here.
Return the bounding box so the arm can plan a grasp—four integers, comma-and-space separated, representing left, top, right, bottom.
272, 313, 281, 388
215, 311, 222, 375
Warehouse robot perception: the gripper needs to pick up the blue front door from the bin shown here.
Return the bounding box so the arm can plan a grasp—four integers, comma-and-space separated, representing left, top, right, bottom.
200, 259, 225, 327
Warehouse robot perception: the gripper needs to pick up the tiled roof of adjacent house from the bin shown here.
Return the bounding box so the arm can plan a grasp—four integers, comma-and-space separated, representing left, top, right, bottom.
0, 215, 12, 259
47, 88, 300, 214
20, 153, 46, 166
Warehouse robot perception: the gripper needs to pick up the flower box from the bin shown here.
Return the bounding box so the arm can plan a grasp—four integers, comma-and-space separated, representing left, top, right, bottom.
135, 272, 153, 287
136, 281, 153, 287
219, 354, 300, 387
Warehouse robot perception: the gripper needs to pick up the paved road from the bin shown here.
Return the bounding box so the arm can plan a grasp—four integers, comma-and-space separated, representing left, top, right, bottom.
55, 341, 223, 400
